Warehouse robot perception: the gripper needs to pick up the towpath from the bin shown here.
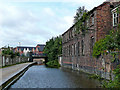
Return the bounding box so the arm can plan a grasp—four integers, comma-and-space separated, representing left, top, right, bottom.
0, 62, 34, 86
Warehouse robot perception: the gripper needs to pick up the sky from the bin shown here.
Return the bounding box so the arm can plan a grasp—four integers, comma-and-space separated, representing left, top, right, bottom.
0, 0, 105, 48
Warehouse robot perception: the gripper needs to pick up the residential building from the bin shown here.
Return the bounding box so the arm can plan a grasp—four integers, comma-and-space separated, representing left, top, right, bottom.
14, 44, 45, 57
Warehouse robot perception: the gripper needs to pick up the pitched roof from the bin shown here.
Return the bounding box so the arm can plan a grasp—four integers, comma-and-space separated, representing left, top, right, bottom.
37, 44, 45, 46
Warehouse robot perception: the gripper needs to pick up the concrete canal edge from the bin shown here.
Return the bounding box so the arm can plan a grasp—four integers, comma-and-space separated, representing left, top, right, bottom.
0, 62, 36, 90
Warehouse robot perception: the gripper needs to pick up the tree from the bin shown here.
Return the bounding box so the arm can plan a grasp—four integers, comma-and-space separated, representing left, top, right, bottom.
2, 48, 20, 58
74, 6, 87, 23
43, 36, 62, 68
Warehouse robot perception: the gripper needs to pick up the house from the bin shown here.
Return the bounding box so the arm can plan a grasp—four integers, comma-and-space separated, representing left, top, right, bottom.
62, 1, 120, 79
14, 44, 45, 57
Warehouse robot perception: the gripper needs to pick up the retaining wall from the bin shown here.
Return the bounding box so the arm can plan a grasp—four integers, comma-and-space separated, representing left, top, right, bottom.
1, 55, 29, 67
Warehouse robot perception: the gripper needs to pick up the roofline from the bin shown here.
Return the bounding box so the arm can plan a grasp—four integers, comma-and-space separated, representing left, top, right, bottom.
111, 4, 120, 12
37, 44, 45, 46
62, 2, 110, 36
62, 24, 75, 36
16, 46, 36, 48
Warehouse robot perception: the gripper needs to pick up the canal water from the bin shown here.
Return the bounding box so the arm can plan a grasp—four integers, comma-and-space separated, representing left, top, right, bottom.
10, 65, 101, 88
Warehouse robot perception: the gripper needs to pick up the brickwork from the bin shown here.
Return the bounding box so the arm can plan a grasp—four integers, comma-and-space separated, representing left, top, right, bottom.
62, 1, 120, 79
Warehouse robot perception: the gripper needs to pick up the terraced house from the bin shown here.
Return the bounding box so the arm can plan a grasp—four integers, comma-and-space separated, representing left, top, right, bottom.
62, 0, 120, 79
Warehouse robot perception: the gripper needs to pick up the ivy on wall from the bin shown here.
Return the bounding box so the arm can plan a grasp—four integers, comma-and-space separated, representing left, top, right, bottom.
93, 24, 120, 58
92, 24, 120, 88
75, 12, 89, 35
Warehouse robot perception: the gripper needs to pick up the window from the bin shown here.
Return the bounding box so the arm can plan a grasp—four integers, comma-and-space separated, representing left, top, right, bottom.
113, 12, 119, 26
67, 46, 69, 56
90, 37, 94, 56
72, 29, 74, 38
72, 44, 74, 56
74, 43, 77, 56
81, 40, 84, 56
92, 16, 94, 25
69, 45, 71, 56
78, 42, 80, 56
69, 31, 70, 39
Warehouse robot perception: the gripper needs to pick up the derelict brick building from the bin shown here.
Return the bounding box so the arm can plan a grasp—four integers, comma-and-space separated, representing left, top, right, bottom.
62, 1, 120, 79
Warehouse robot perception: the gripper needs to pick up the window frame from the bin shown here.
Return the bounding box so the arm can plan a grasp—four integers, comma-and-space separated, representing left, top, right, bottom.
112, 6, 119, 27
113, 12, 119, 26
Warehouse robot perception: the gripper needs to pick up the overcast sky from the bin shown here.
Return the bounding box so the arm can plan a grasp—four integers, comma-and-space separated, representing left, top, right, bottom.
0, 0, 105, 48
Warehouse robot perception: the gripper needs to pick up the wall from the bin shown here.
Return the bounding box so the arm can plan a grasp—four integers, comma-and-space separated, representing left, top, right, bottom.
61, 2, 120, 80
96, 2, 112, 41
1, 55, 29, 67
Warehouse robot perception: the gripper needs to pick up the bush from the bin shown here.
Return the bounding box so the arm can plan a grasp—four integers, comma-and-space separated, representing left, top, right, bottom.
46, 60, 61, 68
102, 65, 120, 88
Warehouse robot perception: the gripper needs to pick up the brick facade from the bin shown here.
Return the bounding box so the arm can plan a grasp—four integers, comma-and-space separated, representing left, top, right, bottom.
14, 44, 45, 57
62, 1, 120, 79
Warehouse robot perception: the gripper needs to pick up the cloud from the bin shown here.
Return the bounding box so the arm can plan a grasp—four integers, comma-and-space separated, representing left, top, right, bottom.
0, 2, 73, 47
43, 8, 55, 16
2, 0, 105, 3
0, 0, 106, 47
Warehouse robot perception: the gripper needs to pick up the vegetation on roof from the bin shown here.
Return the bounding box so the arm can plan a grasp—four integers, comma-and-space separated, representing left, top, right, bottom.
73, 6, 89, 35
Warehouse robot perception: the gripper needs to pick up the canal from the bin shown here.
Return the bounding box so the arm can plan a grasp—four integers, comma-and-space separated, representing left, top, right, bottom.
10, 65, 101, 88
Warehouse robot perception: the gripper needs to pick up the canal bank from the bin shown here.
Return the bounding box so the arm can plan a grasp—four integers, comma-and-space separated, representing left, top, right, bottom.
0, 62, 36, 90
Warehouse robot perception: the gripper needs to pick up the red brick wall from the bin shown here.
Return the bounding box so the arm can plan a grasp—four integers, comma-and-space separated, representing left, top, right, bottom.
62, 2, 120, 78
96, 2, 112, 41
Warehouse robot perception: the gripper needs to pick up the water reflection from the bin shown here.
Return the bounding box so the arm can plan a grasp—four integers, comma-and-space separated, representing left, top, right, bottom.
10, 65, 100, 88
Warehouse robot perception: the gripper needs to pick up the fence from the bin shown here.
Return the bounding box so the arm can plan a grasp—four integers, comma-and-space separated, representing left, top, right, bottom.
0, 55, 29, 67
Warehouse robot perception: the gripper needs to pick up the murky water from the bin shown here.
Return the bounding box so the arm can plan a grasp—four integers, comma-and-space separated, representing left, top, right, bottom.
10, 65, 101, 88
